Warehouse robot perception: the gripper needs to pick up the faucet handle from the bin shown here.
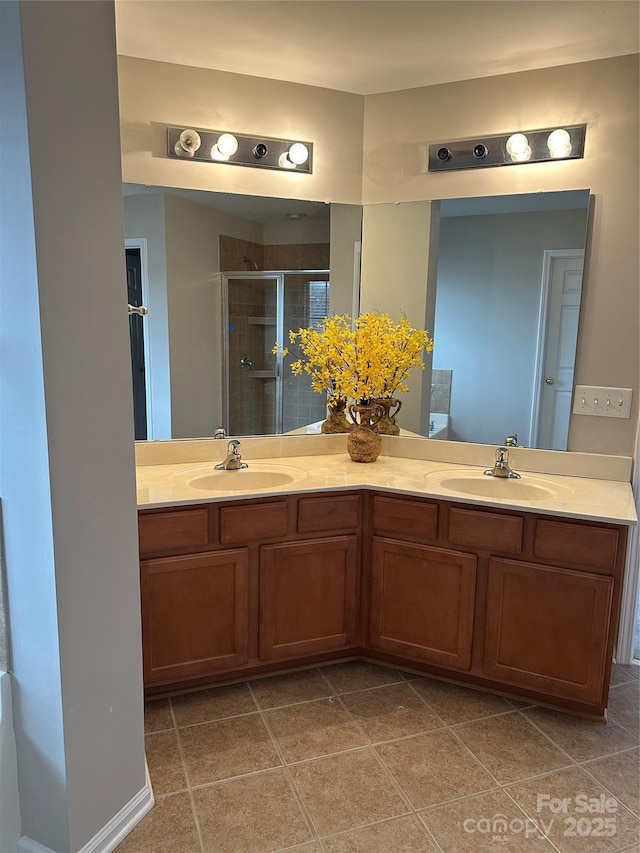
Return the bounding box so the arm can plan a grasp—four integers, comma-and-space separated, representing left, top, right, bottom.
496, 446, 508, 462
228, 439, 241, 454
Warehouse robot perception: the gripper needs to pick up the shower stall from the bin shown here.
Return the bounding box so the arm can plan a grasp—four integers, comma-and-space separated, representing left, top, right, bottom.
221, 270, 330, 435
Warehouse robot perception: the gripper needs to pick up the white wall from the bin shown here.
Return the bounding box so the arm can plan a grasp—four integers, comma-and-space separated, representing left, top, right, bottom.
363, 55, 639, 456
330, 204, 362, 318
1, 2, 147, 849
434, 208, 589, 446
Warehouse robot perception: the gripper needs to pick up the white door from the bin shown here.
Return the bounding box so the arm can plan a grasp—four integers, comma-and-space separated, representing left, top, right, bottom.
533, 250, 584, 450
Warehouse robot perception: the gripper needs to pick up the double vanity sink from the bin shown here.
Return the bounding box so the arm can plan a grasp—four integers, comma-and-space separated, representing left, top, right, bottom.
135, 434, 636, 718
136, 434, 636, 524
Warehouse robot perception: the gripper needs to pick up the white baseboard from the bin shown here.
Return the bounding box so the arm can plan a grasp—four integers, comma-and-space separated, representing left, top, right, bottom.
19, 762, 154, 853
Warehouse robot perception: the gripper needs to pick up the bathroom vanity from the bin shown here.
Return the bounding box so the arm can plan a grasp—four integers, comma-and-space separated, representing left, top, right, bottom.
136, 437, 636, 719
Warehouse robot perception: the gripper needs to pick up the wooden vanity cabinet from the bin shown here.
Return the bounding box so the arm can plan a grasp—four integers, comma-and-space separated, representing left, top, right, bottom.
364, 492, 627, 714
138, 489, 628, 716
138, 493, 362, 689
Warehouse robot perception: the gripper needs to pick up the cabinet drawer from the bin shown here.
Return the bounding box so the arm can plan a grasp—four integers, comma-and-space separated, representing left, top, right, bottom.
220, 501, 288, 545
372, 496, 438, 540
534, 519, 619, 574
139, 508, 209, 557
298, 494, 359, 533
448, 507, 522, 554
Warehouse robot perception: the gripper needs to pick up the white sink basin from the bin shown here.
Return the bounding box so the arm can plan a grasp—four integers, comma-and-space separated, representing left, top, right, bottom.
187, 463, 306, 492
425, 469, 573, 502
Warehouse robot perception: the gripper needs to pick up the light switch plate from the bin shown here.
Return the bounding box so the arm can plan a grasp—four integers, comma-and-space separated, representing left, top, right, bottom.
573, 385, 633, 418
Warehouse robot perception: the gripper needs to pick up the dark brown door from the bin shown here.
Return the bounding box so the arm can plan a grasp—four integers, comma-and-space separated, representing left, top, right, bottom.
141, 549, 249, 686
369, 537, 477, 670
259, 536, 359, 659
483, 557, 613, 703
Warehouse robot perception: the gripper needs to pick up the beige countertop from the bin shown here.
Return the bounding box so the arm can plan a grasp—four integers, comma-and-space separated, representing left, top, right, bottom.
136, 437, 637, 525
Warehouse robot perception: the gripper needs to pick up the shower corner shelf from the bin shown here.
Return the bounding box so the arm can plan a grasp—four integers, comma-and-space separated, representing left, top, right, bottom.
248, 316, 276, 325
246, 370, 277, 379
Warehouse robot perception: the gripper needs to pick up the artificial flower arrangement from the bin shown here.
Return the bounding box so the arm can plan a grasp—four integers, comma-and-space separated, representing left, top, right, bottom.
274, 311, 434, 415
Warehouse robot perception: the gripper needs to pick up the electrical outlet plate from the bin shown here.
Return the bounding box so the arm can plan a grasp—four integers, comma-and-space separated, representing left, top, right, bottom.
572, 385, 633, 418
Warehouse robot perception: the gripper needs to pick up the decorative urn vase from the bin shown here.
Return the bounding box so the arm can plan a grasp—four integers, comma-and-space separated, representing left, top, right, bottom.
373, 397, 402, 435
320, 396, 351, 434
346, 403, 384, 463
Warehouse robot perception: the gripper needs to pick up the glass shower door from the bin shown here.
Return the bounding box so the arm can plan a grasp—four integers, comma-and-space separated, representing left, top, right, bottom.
281, 271, 331, 433
223, 274, 283, 435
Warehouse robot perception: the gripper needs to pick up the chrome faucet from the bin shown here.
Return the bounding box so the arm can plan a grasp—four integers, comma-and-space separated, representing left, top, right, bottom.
484, 446, 521, 479
213, 427, 227, 440
215, 440, 248, 470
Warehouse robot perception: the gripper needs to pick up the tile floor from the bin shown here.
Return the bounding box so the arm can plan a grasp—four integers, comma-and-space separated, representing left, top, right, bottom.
117, 661, 640, 853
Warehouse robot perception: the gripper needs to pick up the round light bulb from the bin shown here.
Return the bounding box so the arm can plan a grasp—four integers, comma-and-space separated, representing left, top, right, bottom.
216, 133, 239, 157
287, 143, 309, 165
505, 133, 529, 159
278, 152, 297, 169
547, 128, 572, 158
178, 129, 201, 154
511, 145, 532, 162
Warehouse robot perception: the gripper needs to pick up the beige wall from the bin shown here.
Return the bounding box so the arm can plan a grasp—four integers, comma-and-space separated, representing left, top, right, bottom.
118, 56, 364, 204
363, 54, 639, 455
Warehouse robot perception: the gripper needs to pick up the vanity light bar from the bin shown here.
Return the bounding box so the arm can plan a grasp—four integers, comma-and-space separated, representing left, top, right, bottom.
428, 124, 586, 172
167, 126, 313, 173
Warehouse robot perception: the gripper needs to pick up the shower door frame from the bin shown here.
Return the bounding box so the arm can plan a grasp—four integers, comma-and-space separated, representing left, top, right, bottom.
221, 271, 284, 435
221, 270, 330, 436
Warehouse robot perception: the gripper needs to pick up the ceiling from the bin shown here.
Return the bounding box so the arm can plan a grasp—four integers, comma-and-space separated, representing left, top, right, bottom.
114, 0, 639, 96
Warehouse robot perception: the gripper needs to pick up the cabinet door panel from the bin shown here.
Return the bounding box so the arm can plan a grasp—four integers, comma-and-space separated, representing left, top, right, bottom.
483, 557, 613, 703
533, 519, 619, 574
369, 537, 476, 670
260, 536, 358, 659
139, 508, 209, 557
372, 496, 438, 540
141, 549, 249, 685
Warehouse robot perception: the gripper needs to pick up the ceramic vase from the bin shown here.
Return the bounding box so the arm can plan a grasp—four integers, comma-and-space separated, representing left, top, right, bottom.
320, 396, 351, 434
346, 403, 383, 463
373, 397, 402, 435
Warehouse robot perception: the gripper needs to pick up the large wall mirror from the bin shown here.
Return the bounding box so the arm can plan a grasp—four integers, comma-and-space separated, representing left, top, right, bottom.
123, 184, 362, 441
124, 184, 590, 452
430, 189, 590, 450
361, 189, 590, 450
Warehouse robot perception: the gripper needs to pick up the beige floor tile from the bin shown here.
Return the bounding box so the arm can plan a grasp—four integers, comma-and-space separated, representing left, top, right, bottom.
115, 792, 200, 852
607, 682, 640, 736
144, 698, 174, 734
250, 669, 332, 709
410, 677, 514, 724
283, 845, 323, 852
193, 767, 313, 853
339, 682, 443, 743
419, 788, 557, 851
454, 713, 571, 784
179, 712, 281, 785
145, 731, 187, 796
171, 682, 256, 727
376, 729, 496, 808
582, 748, 640, 816
610, 664, 640, 686
523, 707, 638, 762
290, 747, 409, 836
320, 661, 404, 694
507, 766, 640, 853
264, 697, 366, 762
321, 814, 437, 852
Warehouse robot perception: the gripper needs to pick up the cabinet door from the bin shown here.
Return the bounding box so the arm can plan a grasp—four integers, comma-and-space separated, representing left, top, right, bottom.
141, 549, 249, 686
260, 536, 358, 660
483, 557, 613, 703
369, 537, 477, 670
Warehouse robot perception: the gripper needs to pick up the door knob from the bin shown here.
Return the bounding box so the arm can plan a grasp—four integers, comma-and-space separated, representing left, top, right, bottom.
545, 376, 555, 385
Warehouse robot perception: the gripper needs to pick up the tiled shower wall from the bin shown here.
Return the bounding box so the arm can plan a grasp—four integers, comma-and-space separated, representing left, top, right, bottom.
430, 369, 452, 415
